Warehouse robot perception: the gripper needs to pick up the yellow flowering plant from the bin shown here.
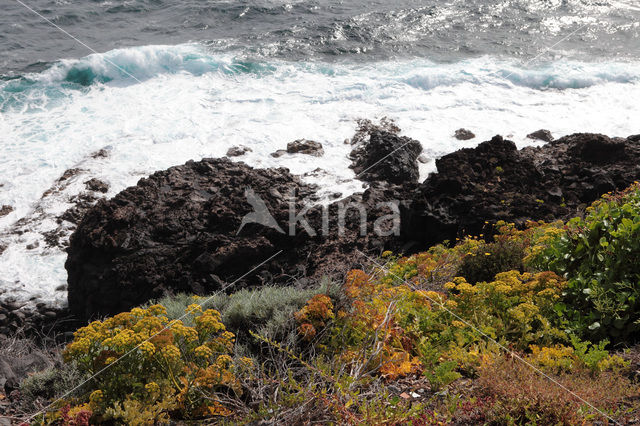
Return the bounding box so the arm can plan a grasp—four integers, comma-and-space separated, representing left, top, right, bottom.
442, 270, 568, 350
294, 248, 571, 390
61, 303, 245, 422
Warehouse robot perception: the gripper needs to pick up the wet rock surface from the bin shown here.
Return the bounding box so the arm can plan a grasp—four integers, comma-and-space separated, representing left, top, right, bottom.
454, 128, 475, 140
0, 205, 13, 218
349, 130, 422, 184
270, 149, 287, 158
84, 178, 109, 193
527, 129, 554, 142
286, 139, 324, 156
226, 145, 252, 157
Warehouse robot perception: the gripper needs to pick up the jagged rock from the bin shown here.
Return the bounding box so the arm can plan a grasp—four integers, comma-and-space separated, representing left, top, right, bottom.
226, 146, 252, 157
454, 128, 475, 140
527, 129, 554, 142
0, 352, 53, 392
0, 205, 13, 218
66, 156, 411, 322
349, 130, 422, 184
401, 133, 640, 246
91, 148, 109, 159
270, 149, 287, 158
286, 139, 324, 157
41, 168, 86, 198
67, 159, 319, 320
84, 178, 109, 193
65, 128, 640, 323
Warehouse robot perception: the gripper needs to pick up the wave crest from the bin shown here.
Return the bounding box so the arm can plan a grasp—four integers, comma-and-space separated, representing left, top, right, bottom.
38, 44, 273, 86
399, 59, 640, 91
4, 44, 640, 94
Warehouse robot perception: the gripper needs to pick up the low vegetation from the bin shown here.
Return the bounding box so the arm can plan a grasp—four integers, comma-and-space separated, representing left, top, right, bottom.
18, 184, 640, 424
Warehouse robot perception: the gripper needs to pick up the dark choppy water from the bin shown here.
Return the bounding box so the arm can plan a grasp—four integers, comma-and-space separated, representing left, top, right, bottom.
2, 0, 640, 75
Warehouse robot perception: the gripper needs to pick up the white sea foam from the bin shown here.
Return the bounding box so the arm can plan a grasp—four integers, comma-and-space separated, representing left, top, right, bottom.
1, 43, 639, 308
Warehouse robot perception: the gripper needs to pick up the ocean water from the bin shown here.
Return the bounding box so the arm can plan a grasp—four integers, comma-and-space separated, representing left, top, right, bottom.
0, 0, 639, 308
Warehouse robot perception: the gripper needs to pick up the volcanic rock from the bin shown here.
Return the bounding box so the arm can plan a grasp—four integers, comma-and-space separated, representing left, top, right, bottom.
527, 129, 554, 142
454, 128, 475, 140
349, 130, 422, 184
0, 352, 52, 393
286, 139, 324, 157
66, 158, 402, 322
0, 205, 13, 218
418, 154, 430, 164
226, 146, 252, 157
401, 133, 640, 246
91, 148, 110, 159
66, 130, 640, 323
84, 178, 109, 193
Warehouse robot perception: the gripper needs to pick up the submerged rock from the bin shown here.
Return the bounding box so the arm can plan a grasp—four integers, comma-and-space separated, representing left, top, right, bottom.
286, 139, 324, 156
91, 148, 110, 159
0, 205, 13, 218
270, 149, 287, 158
226, 146, 252, 157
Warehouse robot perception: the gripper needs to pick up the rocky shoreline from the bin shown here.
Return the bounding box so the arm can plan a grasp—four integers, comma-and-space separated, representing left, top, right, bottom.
61, 128, 640, 323
1, 126, 640, 411
1, 127, 639, 330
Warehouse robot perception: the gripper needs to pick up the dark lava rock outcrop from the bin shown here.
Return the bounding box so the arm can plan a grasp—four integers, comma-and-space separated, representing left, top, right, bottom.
226, 146, 252, 157
527, 129, 554, 142
67, 130, 640, 323
66, 158, 403, 321
0, 205, 13, 218
454, 128, 475, 140
84, 178, 109, 193
401, 133, 640, 246
67, 159, 315, 320
287, 139, 324, 156
349, 130, 422, 184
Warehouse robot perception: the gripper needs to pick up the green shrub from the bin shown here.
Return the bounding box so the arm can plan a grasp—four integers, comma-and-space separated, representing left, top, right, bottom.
457, 239, 525, 284
444, 271, 568, 351
20, 362, 86, 409
530, 184, 640, 342
149, 278, 339, 355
